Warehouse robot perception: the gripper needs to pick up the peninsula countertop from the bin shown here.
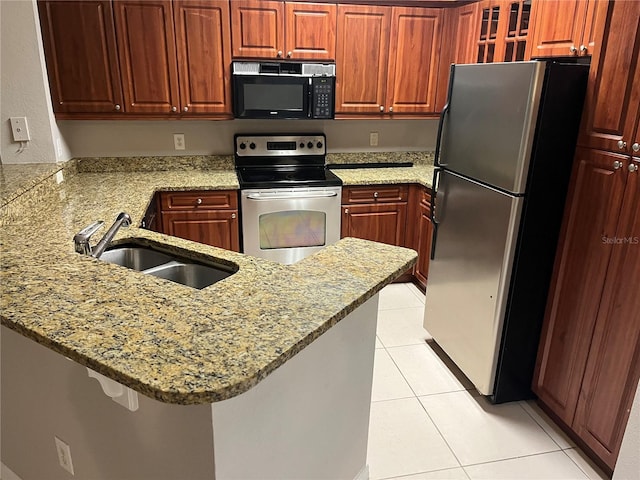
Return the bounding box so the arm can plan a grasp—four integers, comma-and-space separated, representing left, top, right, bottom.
0, 157, 428, 405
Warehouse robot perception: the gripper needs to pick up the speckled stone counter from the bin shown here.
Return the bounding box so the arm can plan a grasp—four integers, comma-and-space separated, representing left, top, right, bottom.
0, 160, 418, 405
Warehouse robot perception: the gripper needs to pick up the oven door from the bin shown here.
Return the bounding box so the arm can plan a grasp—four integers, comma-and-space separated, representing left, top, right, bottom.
233, 75, 310, 119
241, 187, 341, 264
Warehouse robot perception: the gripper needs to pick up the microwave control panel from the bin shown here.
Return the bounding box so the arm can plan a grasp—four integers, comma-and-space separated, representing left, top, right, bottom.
312, 77, 335, 119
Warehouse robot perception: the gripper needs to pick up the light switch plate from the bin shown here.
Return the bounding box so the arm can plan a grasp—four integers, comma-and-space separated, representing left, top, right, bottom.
10, 117, 30, 142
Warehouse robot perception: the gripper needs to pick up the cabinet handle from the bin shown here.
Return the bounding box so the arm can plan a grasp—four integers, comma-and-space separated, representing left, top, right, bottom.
344, 208, 349, 214
373, 192, 379, 198
277, 50, 283, 58
114, 104, 121, 111
287, 51, 292, 58
569, 45, 577, 54
183, 106, 189, 112
628, 163, 638, 173
579, 44, 587, 54
196, 198, 203, 205
171, 106, 178, 112
613, 160, 623, 170
389, 107, 393, 113
379, 105, 384, 112
632, 143, 639, 153
618, 140, 627, 150
231, 213, 236, 219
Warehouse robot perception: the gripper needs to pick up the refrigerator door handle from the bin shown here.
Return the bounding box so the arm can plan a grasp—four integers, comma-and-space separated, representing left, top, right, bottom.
430, 167, 441, 261
434, 64, 455, 168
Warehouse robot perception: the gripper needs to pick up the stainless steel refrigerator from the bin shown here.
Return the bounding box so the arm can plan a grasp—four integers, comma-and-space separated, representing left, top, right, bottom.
424, 61, 589, 404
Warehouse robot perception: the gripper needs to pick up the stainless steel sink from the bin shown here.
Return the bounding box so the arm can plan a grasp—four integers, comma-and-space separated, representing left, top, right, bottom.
101, 243, 234, 289
100, 246, 175, 271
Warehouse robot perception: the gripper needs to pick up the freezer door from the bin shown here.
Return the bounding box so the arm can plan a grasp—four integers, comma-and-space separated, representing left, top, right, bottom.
424, 170, 523, 395
439, 62, 546, 194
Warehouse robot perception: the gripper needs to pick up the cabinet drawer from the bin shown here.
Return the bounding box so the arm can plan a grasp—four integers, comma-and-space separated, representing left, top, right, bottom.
160, 190, 238, 210
342, 185, 409, 204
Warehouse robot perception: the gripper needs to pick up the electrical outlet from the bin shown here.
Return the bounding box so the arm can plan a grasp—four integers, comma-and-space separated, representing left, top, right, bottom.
10, 117, 30, 142
54, 436, 75, 475
173, 133, 185, 150
369, 132, 379, 147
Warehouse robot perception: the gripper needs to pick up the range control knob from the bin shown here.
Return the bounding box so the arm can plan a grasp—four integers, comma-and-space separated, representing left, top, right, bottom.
307, 141, 313, 149
316, 141, 323, 149
299, 142, 305, 148
239, 142, 246, 150
249, 142, 256, 150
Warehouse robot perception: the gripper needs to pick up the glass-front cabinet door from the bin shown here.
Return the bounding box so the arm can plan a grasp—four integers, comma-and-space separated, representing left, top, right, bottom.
476, 0, 531, 63
503, 0, 531, 62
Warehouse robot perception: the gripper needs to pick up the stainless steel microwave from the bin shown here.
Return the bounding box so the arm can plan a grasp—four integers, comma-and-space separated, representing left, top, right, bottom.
232, 61, 336, 120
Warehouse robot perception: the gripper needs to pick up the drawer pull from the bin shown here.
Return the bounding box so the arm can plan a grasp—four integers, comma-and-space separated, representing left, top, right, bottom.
373, 192, 379, 198
196, 198, 203, 205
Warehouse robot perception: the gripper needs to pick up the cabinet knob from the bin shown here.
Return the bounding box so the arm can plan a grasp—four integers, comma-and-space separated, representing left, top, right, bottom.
183, 106, 189, 112
277, 50, 283, 58
171, 106, 178, 112
379, 105, 384, 112
373, 191, 379, 198
389, 106, 393, 113
287, 51, 292, 58
344, 208, 349, 214
579, 44, 587, 54
196, 198, 203, 205
628, 163, 638, 173
231, 213, 236, 219
114, 104, 121, 111
632, 143, 639, 153
618, 140, 627, 150
569, 45, 577, 54
613, 160, 623, 170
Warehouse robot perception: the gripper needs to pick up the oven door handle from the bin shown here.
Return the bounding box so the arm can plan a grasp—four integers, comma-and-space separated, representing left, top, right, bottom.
246, 191, 338, 200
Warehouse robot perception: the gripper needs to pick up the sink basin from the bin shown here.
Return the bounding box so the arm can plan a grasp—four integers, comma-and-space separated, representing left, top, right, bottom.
99, 246, 175, 271
101, 243, 234, 289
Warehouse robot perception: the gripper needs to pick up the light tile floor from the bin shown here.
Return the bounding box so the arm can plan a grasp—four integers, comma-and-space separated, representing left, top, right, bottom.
368, 283, 610, 480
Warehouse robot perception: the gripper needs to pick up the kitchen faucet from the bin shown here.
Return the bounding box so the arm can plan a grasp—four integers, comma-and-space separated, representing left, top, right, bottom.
73, 212, 132, 259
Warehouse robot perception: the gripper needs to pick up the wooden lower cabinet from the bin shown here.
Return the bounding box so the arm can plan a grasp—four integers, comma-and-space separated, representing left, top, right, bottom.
158, 190, 240, 252
408, 185, 433, 289
534, 148, 640, 472
341, 185, 408, 246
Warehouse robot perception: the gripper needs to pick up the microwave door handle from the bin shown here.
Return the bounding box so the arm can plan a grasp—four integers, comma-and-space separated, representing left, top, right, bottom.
246, 192, 338, 200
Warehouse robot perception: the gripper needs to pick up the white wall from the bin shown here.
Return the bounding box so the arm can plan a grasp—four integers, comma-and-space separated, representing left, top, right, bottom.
0, 0, 70, 164
58, 118, 438, 157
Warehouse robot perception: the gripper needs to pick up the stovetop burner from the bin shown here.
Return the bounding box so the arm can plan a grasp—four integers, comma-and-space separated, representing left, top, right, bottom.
234, 134, 342, 189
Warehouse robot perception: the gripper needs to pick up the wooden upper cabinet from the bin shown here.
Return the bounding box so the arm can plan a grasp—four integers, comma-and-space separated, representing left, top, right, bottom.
335, 4, 390, 114
38, 1, 124, 114
526, 0, 601, 58
231, 0, 284, 58
386, 7, 443, 114
502, 0, 532, 62
451, 2, 481, 64
475, 0, 507, 63
533, 147, 629, 426
578, 0, 640, 155
113, 0, 180, 114
230, 1, 335, 60
285, 2, 336, 60
173, 0, 232, 115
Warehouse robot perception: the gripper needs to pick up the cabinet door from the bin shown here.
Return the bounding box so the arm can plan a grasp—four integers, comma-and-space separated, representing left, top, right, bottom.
533, 148, 628, 425
475, 0, 508, 63
572, 162, 640, 470
578, 0, 640, 154
162, 211, 240, 251
413, 189, 433, 288
113, 0, 180, 114
502, 0, 532, 62
386, 7, 443, 115
173, 0, 232, 115
342, 203, 407, 247
526, 0, 594, 58
231, 0, 284, 58
335, 5, 390, 114
453, 2, 481, 64
38, 1, 124, 114
285, 2, 336, 60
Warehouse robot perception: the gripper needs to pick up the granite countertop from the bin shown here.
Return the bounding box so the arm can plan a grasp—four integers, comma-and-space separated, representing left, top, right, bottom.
0, 153, 430, 405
